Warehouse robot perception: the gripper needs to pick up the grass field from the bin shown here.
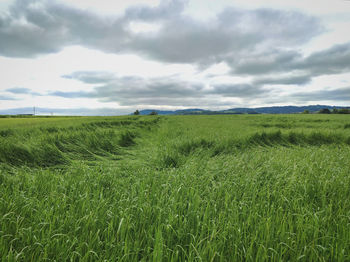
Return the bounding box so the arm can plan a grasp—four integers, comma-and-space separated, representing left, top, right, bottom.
1, 114, 350, 261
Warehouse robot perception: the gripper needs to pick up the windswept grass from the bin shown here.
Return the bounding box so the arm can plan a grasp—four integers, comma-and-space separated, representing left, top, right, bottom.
1, 114, 350, 261
0, 117, 159, 167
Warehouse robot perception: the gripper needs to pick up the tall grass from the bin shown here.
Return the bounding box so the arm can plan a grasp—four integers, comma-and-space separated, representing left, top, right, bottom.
1, 114, 350, 261
0, 117, 158, 167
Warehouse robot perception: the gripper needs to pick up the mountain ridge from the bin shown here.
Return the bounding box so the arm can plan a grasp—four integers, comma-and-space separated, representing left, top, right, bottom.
135, 105, 350, 115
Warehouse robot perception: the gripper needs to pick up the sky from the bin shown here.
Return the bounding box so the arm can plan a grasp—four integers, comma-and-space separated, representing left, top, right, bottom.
0, 0, 350, 115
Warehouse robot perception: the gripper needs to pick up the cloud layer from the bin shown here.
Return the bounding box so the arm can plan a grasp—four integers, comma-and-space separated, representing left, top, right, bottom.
291, 86, 350, 102
1, 0, 350, 110
0, 0, 323, 65
56, 72, 209, 106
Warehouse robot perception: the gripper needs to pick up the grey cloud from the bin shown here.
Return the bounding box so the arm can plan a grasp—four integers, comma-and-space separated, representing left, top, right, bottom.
219, 8, 322, 46
254, 74, 311, 86
57, 72, 267, 106
231, 50, 301, 75
210, 84, 267, 97
6, 87, 42, 96
0, 0, 323, 66
48, 91, 96, 98
0, 0, 126, 57
1, 0, 74, 57
12, 67, 350, 107
0, 95, 18, 100
128, 7, 322, 64
62, 71, 116, 84
0, 0, 187, 58
6, 87, 32, 94
54, 73, 206, 106
300, 42, 350, 75
61, 70, 350, 106
231, 42, 350, 85
124, 0, 186, 21
291, 86, 350, 102
129, 16, 259, 64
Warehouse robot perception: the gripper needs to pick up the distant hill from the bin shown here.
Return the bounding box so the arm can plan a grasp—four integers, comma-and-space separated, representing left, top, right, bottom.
224, 105, 346, 114
135, 105, 349, 115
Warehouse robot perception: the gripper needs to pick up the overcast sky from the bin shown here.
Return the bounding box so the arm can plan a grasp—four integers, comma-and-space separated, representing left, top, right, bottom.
0, 0, 349, 115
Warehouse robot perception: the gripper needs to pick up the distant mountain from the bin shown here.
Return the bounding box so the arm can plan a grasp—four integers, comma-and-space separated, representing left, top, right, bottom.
137, 110, 174, 115
135, 105, 349, 115
224, 105, 346, 114
136, 109, 206, 115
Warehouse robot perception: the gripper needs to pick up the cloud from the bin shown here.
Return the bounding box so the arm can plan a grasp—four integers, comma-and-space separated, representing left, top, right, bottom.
230, 49, 301, 75
128, 6, 322, 64
48, 90, 94, 98
124, 0, 186, 21
0, 0, 126, 57
62, 71, 116, 84
253, 74, 311, 86
236, 42, 350, 77
6, 87, 32, 94
2, 0, 349, 107
54, 72, 206, 106
54, 71, 271, 106
6, 87, 42, 95
229, 42, 350, 86
209, 84, 266, 97
58, 69, 350, 106
300, 42, 350, 75
291, 86, 350, 101
0, 95, 18, 100
0, 0, 323, 66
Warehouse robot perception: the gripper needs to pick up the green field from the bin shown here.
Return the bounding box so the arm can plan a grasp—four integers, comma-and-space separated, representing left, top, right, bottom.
1, 115, 350, 261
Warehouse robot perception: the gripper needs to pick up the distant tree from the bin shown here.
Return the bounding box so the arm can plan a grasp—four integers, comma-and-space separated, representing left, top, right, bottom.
338, 108, 350, 114
134, 110, 140, 115
302, 110, 310, 114
332, 108, 339, 114
319, 108, 331, 114
149, 111, 158, 115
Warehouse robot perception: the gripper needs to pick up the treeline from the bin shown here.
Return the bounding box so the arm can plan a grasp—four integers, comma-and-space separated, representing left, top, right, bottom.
318, 108, 350, 114
180, 111, 259, 115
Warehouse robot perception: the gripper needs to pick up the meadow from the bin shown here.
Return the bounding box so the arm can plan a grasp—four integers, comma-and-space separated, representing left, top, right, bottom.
0, 114, 350, 261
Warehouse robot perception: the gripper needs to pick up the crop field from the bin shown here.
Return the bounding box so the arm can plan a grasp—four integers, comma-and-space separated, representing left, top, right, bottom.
1, 114, 350, 261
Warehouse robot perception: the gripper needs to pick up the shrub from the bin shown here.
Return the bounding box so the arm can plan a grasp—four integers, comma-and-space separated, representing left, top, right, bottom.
338, 109, 350, 114
319, 108, 331, 114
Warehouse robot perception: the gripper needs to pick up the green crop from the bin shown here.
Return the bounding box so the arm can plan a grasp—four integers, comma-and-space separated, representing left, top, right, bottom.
1, 114, 350, 261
